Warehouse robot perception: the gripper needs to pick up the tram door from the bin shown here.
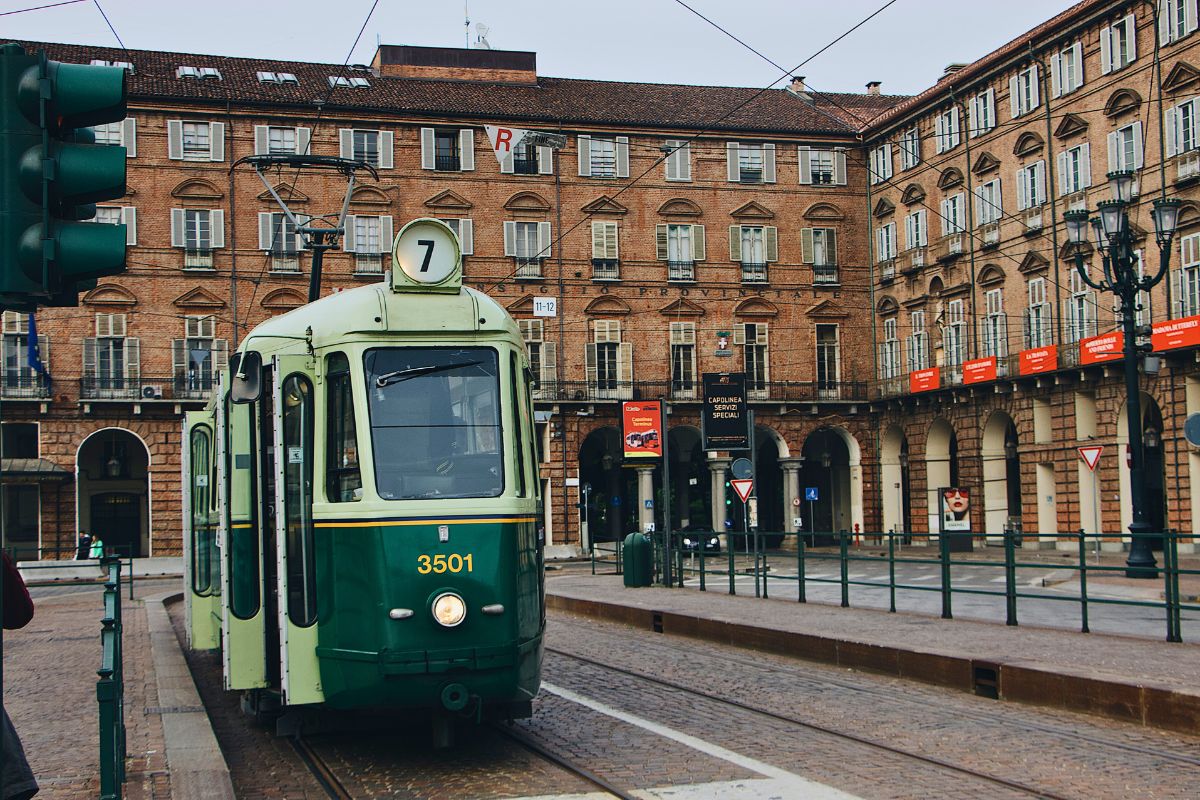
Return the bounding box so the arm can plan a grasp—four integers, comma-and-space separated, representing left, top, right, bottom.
257, 365, 281, 689
272, 356, 323, 705
223, 393, 268, 690
184, 411, 220, 650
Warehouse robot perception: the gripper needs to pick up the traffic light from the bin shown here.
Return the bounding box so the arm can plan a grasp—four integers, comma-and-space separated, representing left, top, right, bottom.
1, 43, 128, 308
724, 480, 733, 506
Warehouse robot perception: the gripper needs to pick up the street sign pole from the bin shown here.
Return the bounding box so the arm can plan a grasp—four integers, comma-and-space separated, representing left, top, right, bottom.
1078, 446, 1104, 560
661, 395, 673, 588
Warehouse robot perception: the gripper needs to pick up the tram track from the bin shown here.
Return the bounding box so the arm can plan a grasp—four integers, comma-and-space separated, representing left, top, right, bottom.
492, 722, 641, 800
291, 735, 354, 800
548, 646, 1074, 800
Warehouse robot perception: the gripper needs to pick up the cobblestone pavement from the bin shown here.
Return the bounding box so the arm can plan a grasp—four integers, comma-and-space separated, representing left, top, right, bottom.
7, 581, 176, 800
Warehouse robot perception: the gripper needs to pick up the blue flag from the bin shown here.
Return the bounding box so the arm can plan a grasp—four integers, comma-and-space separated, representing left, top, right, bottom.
26, 314, 49, 379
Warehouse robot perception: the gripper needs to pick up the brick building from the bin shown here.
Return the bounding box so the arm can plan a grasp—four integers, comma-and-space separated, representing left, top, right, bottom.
5, 0, 1199, 560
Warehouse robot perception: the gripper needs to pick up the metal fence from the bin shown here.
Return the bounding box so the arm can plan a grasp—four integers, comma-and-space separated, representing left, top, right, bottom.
651, 530, 1196, 643
97, 557, 127, 800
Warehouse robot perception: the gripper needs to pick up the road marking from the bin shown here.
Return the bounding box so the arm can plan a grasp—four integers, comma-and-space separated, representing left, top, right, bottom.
990, 576, 1009, 583
544, 683, 862, 799
516, 781, 812, 800
909, 574, 937, 581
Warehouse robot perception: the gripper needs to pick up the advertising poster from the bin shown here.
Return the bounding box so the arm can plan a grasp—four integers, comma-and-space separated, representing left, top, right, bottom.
939, 487, 971, 532
909, 367, 940, 393
622, 401, 662, 458
1019, 345, 1057, 376
962, 357, 997, 385
702, 372, 749, 451
1079, 331, 1123, 365
1152, 314, 1200, 352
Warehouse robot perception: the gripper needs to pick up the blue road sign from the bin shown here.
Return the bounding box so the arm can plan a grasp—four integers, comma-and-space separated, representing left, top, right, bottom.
644, 499, 654, 509
805, 487, 819, 501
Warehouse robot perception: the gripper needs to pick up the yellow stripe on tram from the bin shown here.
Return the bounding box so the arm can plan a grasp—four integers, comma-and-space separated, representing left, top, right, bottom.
230, 523, 254, 529
314, 516, 538, 529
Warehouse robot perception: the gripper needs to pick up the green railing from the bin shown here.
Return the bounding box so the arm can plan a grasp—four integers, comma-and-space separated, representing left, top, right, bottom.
97, 557, 126, 800
14, 545, 135, 599
654, 530, 1197, 643
590, 537, 624, 576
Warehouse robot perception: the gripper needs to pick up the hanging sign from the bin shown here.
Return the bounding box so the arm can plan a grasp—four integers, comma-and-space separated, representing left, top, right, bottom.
622, 400, 662, 458
909, 367, 940, 393
702, 372, 748, 451
1019, 345, 1057, 376
1152, 314, 1200, 351
1079, 331, 1123, 365
1078, 445, 1103, 472
962, 357, 997, 385
484, 125, 531, 166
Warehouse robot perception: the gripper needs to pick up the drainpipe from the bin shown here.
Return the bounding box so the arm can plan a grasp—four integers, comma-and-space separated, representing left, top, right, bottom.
226, 100, 239, 347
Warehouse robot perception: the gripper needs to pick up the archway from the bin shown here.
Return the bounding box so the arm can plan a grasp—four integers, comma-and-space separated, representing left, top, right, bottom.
880, 425, 911, 537
76, 428, 151, 557
982, 411, 1021, 541
665, 425, 709, 532
926, 419, 959, 536
753, 424, 786, 540
799, 427, 862, 542
577, 427, 628, 546
1116, 393, 1167, 549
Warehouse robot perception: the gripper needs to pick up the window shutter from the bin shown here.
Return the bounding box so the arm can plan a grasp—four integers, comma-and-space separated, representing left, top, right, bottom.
258, 213, 272, 250
1029, 65, 1040, 109
675, 141, 691, 181
538, 145, 553, 174
883, 144, 892, 178
1016, 167, 1029, 210
616, 136, 629, 178
692, 225, 706, 261
1009, 75, 1020, 117
210, 210, 225, 248
834, 148, 847, 185
1107, 131, 1119, 172
121, 207, 137, 245
1035, 160, 1046, 205
577, 135, 591, 176
729, 226, 742, 261
617, 343, 633, 397
949, 107, 960, 142
765, 226, 778, 262
340, 129, 354, 161
209, 122, 224, 161
540, 341, 557, 392
801, 228, 815, 264
798, 146, 812, 184
213, 339, 229, 373
1133, 121, 1144, 169
170, 208, 185, 247
379, 216, 393, 254
1161, 3, 1173, 44
254, 125, 269, 155
503, 221, 516, 257
762, 143, 776, 183
827, 230, 838, 264
935, 113, 945, 153
1101, 25, 1113, 74
500, 149, 514, 173
1124, 14, 1137, 62
1080, 143, 1091, 188
458, 129, 473, 171
123, 117, 136, 157
1166, 105, 1179, 157
584, 342, 597, 387
379, 131, 394, 169
125, 338, 140, 384
656, 224, 669, 260
1190, 0, 1199, 34
1057, 151, 1069, 195
940, 199, 950, 236
591, 222, 606, 259
458, 219, 473, 255
538, 221, 551, 258
38, 335, 49, 374
83, 337, 97, 378
172, 339, 186, 378
727, 142, 739, 182
167, 120, 183, 159
1070, 43, 1083, 89
297, 127, 311, 156
733, 324, 746, 345
343, 215, 357, 252
420, 128, 435, 170
293, 214, 309, 251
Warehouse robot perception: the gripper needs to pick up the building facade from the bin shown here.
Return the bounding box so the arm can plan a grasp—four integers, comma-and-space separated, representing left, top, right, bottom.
5, 0, 1200, 560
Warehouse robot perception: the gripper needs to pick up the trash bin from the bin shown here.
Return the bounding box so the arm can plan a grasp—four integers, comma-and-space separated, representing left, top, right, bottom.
622, 532, 652, 587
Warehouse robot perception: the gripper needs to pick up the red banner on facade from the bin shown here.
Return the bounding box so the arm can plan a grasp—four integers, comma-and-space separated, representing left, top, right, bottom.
622, 400, 663, 458
962, 357, 997, 385
1018, 345, 1057, 376
1152, 314, 1200, 352
1079, 331, 1124, 365
909, 367, 940, 393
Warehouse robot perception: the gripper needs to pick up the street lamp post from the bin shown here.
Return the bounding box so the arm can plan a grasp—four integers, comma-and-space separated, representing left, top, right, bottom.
1063, 172, 1181, 578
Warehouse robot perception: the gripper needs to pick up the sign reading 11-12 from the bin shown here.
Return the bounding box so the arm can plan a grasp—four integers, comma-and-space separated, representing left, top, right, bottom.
533, 297, 557, 317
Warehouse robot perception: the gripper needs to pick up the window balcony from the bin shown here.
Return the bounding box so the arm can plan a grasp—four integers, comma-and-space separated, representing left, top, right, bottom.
174, 373, 219, 401
435, 154, 461, 171
670, 381, 697, 401
0, 373, 50, 400
270, 252, 300, 273
354, 254, 383, 275
592, 259, 620, 280
878, 259, 896, 282
184, 249, 214, 269
741, 262, 768, 283
739, 168, 763, 184
515, 257, 543, 279
877, 375, 907, 398
980, 222, 1000, 247
81, 375, 215, 402
813, 264, 839, 285
1177, 151, 1200, 183
668, 260, 695, 281
1023, 207, 1043, 233
1065, 191, 1088, 212
513, 155, 539, 175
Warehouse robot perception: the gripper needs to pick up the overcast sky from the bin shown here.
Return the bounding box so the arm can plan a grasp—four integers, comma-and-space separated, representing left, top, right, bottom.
5, 0, 1078, 96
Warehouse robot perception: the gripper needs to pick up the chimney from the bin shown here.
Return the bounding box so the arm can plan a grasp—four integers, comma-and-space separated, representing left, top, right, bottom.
942, 63, 968, 78
866, 81, 881, 96
787, 75, 811, 100
371, 44, 538, 85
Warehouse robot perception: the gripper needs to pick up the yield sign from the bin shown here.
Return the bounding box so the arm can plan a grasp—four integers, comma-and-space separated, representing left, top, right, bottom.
1078, 445, 1103, 472
730, 478, 754, 503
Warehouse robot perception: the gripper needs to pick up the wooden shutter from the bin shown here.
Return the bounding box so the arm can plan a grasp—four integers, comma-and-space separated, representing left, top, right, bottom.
540, 341, 557, 393
692, 225, 706, 261
209, 122, 224, 161
420, 128, 435, 169
210, 210, 225, 248
584, 342, 597, 388
379, 216, 393, 254
798, 146, 812, 184
801, 228, 815, 264
765, 226, 778, 262
591, 222, 617, 259
1101, 25, 1113, 74
1017, 167, 1029, 210
834, 148, 847, 185
935, 113, 946, 152
297, 127, 311, 156
827, 230, 838, 264
458, 219, 473, 255
1161, 3, 1173, 44
167, 120, 183, 159
616, 136, 629, 178
1080, 144, 1091, 188
617, 343, 633, 398
123, 118, 136, 157
577, 135, 591, 176
124, 337, 140, 385
1029, 65, 1040, 110
503, 221, 516, 256
1166, 105, 1179, 157
379, 131, 394, 169
1050, 52, 1063, 97
591, 222, 605, 259
1009, 74, 1020, 117
172, 340, 187, 380
343, 215, 357, 252
538, 145, 553, 174
121, 207, 137, 245
729, 225, 742, 261
258, 213, 272, 250
1124, 14, 1137, 63
170, 209, 185, 247
213, 339, 229, 373
656, 224, 669, 260
726, 142, 739, 182
940, 198, 951, 236
1133, 121, 1144, 169
458, 129, 473, 171
83, 337, 97, 379
670, 321, 695, 345
1034, 160, 1046, 205
254, 125, 269, 155
339, 129, 354, 161
762, 143, 776, 183
538, 222, 552, 259
594, 319, 620, 343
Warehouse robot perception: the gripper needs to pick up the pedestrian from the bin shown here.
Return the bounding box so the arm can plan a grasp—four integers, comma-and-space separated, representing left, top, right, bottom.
74, 532, 92, 561
2, 550, 39, 799
88, 535, 104, 560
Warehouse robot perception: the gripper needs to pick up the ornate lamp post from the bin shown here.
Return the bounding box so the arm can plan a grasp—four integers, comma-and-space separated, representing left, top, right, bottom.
1062, 172, 1181, 578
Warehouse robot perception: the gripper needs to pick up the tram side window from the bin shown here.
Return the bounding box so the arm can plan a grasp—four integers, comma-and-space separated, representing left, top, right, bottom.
510, 352, 526, 497
190, 426, 214, 595
282, 374, 317, 626
325, 352, 362, 502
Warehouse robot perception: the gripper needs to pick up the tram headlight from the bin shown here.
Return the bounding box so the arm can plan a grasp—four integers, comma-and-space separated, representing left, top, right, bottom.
432, 592, 467, 627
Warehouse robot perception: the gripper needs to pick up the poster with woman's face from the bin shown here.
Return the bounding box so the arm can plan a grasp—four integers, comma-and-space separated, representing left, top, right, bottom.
941, 487, 970, 532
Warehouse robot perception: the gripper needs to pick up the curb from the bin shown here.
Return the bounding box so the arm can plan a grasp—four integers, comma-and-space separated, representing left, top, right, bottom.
546, 593, 1200, 737
144, 591, 236, 800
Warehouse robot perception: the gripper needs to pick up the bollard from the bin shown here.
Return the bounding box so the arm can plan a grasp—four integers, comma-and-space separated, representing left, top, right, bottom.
728, 533, 736, 596
887, 530, 896, 613
1165, 530, 1182, 643
1004, 527, 1017, 626
797, 534, 806, 603
839, 530, 849, 608
1078, 529, 1090, 634
939, 532, 953, 620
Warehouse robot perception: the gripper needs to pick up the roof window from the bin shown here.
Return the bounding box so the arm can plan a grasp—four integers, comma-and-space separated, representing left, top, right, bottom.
91, 59, 134, 72
328, 75, 370, 89
177, 66, 222, 80
258, 71, 299, 84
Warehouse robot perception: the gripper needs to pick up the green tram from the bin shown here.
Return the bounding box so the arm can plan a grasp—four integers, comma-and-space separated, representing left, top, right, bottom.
182, 219, 544, 737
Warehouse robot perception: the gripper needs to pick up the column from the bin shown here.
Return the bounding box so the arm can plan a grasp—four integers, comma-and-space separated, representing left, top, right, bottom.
779, 457, 804, 549
708, 456, 732, 545
636, 465, 656, 534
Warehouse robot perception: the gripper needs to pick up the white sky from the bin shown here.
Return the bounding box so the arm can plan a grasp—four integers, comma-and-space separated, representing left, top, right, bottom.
5, 0, 1078, 96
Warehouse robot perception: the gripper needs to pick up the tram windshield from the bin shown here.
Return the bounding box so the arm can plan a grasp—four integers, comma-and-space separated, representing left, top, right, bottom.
364, 347, 503, 499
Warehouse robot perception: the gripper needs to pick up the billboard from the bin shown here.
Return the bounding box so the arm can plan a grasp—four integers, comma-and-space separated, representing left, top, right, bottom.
1079, 331, 1123, 365
622, 401, 663, 458
702, 372, 749, 451
962, 357, 997, 385
909, 367, 940, 393
1152, 314, 1200, 352
1019, 345, 1057, 375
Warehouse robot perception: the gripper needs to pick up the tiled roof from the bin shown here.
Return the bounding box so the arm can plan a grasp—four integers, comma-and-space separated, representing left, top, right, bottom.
15, 40, 908, 137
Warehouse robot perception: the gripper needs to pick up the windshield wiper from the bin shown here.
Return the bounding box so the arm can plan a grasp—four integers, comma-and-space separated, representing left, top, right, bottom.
374, 361, 482, 388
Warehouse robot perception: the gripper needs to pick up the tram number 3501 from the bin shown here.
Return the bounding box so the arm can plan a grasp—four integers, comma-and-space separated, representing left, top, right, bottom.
417, 553, 474, 574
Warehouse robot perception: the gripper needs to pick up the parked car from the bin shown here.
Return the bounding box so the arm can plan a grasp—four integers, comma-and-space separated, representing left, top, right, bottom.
678, 523, 720, 553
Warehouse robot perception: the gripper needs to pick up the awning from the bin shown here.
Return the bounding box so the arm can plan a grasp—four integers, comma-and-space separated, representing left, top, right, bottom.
1, 458, 74, 482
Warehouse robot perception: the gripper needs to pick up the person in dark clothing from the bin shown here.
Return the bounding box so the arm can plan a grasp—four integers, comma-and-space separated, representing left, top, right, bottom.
2, 552, 38, 800
74, 533, 92, 561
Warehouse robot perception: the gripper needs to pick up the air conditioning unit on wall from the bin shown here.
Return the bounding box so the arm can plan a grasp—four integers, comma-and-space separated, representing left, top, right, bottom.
140, 384, 163, 400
